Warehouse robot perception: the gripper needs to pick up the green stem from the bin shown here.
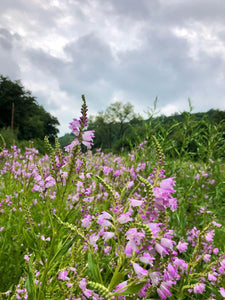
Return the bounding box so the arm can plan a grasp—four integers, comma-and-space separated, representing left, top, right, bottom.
37, 229, 57, 300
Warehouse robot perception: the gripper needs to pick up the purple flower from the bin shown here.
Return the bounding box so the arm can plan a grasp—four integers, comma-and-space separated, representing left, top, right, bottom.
208, 273, 217, 282
89, 233, 99, 247
155, 243, 169, 257
58, 270, 69, 281
157, 281, 172, 300
193, 283, 205, 294
203, 254, 211, 262
213, 248, 219, 255
118, 212, 133, 224
69, 118, 95, 149
149, 272, 161, 286
160, 237, 175, 250
81, 215, 91, 228
177, 241, 188, 253
132, 263, 148, 278
139, 252, 155, 266
102, 231, 115, 241
97, 214, 112, 228
212, 221, 222, 227
219, 287, 225, 297
205, 230, 215, 243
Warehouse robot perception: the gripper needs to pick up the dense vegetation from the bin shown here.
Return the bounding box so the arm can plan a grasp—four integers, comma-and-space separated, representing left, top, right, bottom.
59, 99, 225, 163
0, 96, 225, 299
0, 75, 60, 148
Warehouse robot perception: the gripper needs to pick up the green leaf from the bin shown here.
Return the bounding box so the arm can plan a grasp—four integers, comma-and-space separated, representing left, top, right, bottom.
49, 236, 76, 267
108, 270, 127, 291
88, 252, 103, 284
25, 260, 36, 300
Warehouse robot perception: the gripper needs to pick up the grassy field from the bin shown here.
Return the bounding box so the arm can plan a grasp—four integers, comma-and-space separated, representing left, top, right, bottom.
0, 100, 225, 299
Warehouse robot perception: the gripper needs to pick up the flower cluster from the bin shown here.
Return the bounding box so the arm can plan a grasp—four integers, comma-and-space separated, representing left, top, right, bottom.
0, 99, 224, 300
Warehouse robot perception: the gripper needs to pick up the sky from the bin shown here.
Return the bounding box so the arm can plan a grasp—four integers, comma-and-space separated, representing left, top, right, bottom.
0, 0, 224, 136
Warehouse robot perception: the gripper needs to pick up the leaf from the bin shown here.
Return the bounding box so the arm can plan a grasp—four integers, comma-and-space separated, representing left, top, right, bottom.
88, 252, 103, 284
25, 261, 36, 300
49, 236, 76, 267
108, 270, 127, 291
117, 282, 146, 295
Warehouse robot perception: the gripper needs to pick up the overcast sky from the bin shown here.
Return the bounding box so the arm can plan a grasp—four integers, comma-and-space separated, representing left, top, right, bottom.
0, 0, 224, 135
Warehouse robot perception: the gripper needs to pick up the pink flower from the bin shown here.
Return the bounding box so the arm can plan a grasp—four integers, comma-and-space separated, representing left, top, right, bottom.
118, 212, 133, 224
97, 214, 112, 228
69, 118, 94, 149
132, 263, 148, 278
208, 273, 217, 282
155, 243, 169, 257
203, 254, 211, 262
24, 254, 30, 262
157, 281, 172, 299
177, 241, 188, 253
212, 221, 222, 227
193, 283, 205, 294
58, 270, 69, 281
139, 252, 155, 266
213, 248, 219, 255
89, 233, 99, 247
81, 215, 91, 228
219, 287, 225, 297
149, 272, 161, 286
102, 232, 115, 241
160, 237, 174, 250
205, 230, 215, 243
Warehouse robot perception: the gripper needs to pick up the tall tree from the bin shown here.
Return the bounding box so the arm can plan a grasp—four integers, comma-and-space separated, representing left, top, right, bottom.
0, 75, 59, 141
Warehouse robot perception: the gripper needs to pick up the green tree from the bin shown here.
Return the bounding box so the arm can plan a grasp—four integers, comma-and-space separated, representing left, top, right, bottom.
0, 75, 59, 142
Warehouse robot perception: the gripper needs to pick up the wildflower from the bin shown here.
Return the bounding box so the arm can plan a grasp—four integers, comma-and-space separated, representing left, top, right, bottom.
97, 213, 112, 228
69, 118, 95, 149
219, 287, 225, 297
213, 248, 219, 255
81, 215, 92, 228
212, 221, 222, 227
24, 254, 30, 262
58, 270, 69, 281
139, 252, 155, 266
79, 278, 93, 298
193, 283, 205, 294
132, 263, 148, 278
176, 241, 188, 253
205, 230, 215, 243
155, 243, 169, 257
157, 281, 172, 299
208, 273, 217, 282
203, 254, 211, 262
89, 233, 99, 248
125, 228, 145, 257
102, 231, 115, 241
118, 212, 133, 224
160, 237, 175, 250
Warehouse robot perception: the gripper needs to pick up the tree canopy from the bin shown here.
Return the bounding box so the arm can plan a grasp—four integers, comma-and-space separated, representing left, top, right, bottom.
0, 75, 59, 142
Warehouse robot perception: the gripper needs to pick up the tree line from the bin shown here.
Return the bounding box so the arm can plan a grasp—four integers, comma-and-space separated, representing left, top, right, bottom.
1, 74, 224, 161
0, 75, 59, 150
60, 99, 225, 162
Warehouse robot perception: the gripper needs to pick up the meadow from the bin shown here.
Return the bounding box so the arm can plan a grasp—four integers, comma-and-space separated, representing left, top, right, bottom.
0, 98, 225, 299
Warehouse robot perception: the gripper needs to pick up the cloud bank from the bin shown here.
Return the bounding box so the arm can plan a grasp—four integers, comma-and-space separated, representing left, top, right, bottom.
0, 0, 224, 135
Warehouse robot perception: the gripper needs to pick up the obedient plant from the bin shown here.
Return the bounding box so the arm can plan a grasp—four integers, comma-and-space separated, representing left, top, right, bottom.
0, 96, 224, 299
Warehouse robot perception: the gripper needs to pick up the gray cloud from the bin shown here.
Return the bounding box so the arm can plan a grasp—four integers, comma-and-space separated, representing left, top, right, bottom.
0, 27, 21, 79
0, 0, 224, 135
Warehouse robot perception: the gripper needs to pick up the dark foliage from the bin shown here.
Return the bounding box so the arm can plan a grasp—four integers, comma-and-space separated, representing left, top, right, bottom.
0, 75, 60, 143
